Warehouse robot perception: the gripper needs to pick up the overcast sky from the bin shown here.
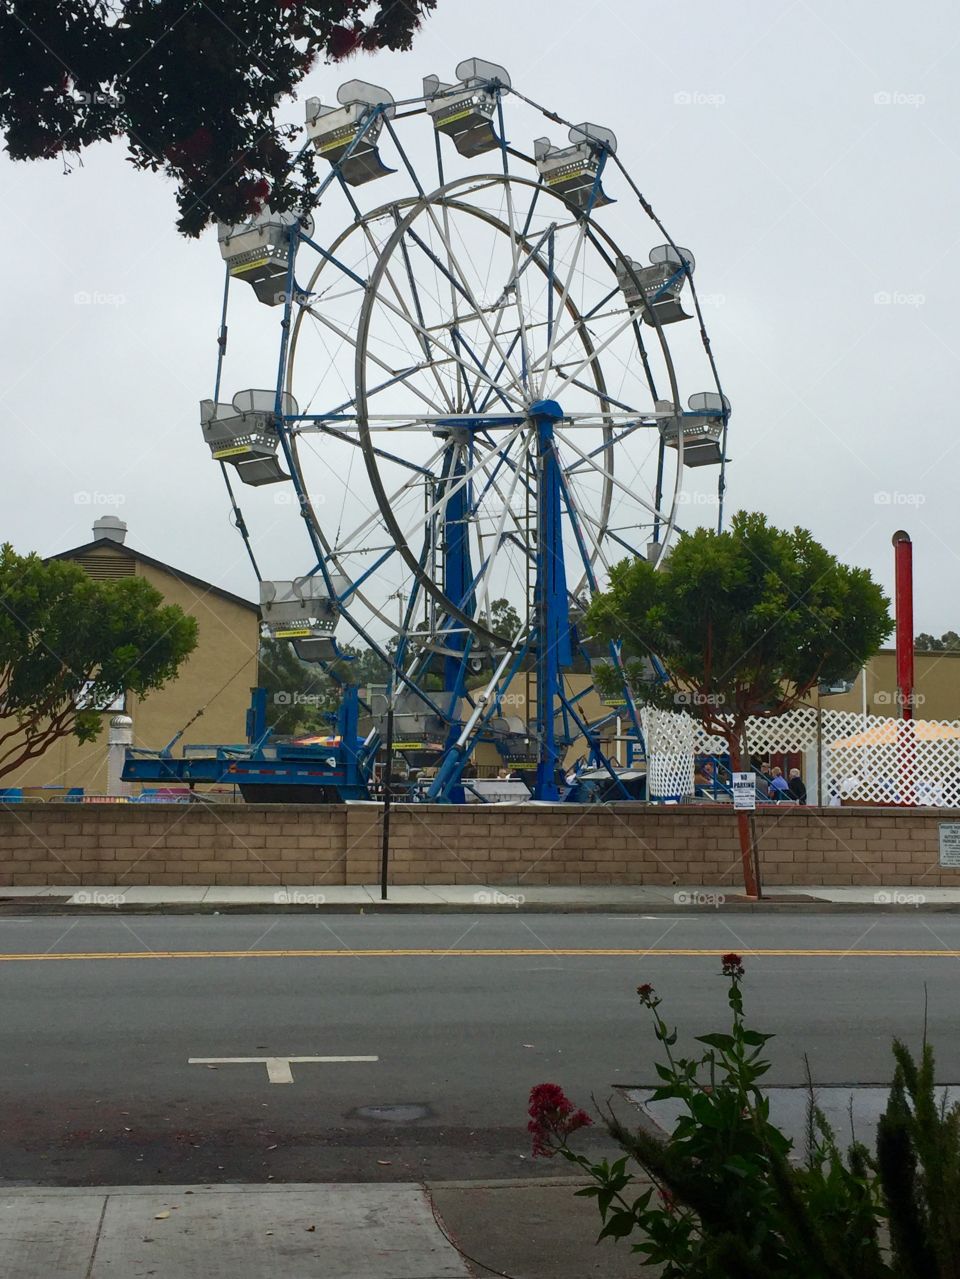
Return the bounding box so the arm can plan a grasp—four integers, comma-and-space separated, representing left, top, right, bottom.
1, 0, 957, 633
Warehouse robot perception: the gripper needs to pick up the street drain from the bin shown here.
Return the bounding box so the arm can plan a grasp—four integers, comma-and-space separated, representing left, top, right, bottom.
354, 1104, 430, 1124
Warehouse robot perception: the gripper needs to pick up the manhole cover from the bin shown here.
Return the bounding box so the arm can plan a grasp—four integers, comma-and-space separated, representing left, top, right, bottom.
354, 1104, 430, 1124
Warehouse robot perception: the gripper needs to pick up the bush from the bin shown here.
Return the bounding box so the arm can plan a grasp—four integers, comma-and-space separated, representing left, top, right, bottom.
528, 956, 960, 1277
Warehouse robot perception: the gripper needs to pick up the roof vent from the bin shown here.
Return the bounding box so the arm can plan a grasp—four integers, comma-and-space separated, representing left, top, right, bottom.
93, 515, 127, 544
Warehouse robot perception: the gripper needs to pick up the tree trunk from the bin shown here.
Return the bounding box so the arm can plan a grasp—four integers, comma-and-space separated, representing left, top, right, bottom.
727, 733, 761, 898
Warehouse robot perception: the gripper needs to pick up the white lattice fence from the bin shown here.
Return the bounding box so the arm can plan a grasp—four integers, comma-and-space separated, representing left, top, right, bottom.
823, 712, 960, 807
642, 707, 960, 807
640, 708, 695, 800
695, 707, 819, 758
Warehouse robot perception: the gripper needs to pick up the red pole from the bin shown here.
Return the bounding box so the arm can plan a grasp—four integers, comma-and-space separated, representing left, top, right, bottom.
892, 531, 914, 719
892, 531, 915, 805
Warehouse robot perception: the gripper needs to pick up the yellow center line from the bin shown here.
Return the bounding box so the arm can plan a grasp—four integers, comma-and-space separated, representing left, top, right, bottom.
0, 947, 957, 963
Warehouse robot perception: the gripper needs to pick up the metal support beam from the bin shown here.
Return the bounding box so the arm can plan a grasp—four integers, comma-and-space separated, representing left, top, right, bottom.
531, 400, 571, 801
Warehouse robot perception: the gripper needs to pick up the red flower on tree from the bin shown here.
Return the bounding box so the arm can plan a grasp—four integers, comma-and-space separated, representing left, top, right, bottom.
527, 1083, 592, 1158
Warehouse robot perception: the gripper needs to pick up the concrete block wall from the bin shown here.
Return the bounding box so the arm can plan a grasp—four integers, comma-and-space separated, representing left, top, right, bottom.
0, 802, 958, 888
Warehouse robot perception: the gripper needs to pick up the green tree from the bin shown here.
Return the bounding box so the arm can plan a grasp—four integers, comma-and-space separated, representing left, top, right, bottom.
0, 543, 197, 779
585, 512, 892, 895
0, 1, 437, 236
256, 637, 334, 736
916, 633, 943, 652
480, 597, 523, 643
257, 638, 391, 735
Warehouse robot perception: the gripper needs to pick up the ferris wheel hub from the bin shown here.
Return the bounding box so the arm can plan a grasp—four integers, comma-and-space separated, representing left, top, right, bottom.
527, 399, 564, 423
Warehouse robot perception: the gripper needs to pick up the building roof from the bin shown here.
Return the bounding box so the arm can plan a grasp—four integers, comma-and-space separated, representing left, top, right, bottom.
52, 537, 259, 614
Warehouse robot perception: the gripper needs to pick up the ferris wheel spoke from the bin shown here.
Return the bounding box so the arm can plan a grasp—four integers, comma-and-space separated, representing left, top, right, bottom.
303, 303, 450, 418
420, 423, 526, 528
497, 174, 534, 396
546, 312, 641, 403
371, 289, 524, 408
343, 196, 458, 415
563, 420, 652, 474
470, 427, 532, 514
472, 433, 534, 630
415, 201, 527, 394
553, 425, 666, 525
534, 218, 588, 399
330, 439, 449, 558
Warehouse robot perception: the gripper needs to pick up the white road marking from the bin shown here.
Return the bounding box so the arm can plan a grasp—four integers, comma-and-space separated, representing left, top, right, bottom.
188, 1055, 379, 1084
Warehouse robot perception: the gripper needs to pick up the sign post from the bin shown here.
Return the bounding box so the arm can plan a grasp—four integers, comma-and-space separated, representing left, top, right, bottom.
732, 771, 757, 811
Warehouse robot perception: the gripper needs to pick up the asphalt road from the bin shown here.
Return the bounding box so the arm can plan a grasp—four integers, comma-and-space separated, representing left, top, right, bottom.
1, 910, 958, 1186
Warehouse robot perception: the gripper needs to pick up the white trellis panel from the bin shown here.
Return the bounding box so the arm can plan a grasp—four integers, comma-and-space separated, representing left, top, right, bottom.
640, 708, 696, 800
823, 711, 960, 807
644, 706, 960, 808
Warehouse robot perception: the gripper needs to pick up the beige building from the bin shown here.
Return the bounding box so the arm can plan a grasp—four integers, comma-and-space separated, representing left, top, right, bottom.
807, 649, 960, 722
3, 518, 258, 796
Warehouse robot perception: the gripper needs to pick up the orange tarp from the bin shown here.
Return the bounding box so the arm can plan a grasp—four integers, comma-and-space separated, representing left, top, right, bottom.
831, 721, 960, 749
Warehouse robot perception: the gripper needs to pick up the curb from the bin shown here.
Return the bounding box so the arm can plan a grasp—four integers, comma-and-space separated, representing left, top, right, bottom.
0, 900, 958, 916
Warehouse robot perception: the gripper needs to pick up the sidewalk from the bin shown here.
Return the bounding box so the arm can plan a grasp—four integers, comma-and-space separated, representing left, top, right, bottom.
0, 883, 955, 911
0, 1180, 642, 1279
0, 1183, 471, 1279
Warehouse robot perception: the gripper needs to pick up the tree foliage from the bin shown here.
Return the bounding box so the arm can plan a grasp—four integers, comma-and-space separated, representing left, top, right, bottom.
0, 1, 437, 235
0, 543, 197, 778
257, 636, 390, 735
586, 511, 892, 741
916, 631, 960, 652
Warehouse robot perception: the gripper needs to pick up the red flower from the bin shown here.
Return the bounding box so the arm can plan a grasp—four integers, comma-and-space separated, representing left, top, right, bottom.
659, 1187, 678, 1215
721, 952, 745, 978
527, 1083, 592, 1158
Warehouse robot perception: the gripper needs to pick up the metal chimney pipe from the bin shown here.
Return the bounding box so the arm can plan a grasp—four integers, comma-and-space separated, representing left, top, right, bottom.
107, 714, 134, 796
892, 531, 914, 720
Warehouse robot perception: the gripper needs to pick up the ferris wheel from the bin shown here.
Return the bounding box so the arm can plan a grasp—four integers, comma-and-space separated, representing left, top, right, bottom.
202, 58, 731, 802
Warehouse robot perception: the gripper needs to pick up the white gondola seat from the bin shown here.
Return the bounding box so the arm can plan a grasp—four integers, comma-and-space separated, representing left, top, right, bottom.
305, 81, 396, 186
656, 393, 729, 467
260, 576, 350, 663
616, 245, 695, 326
423, 58, 510, 157
200, 390, 297, 486
534, 123, 616, 211
217, 209, 312, 307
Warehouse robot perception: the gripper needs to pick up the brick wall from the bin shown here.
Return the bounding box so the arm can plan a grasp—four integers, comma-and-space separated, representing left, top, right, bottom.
0, 802, 958, 888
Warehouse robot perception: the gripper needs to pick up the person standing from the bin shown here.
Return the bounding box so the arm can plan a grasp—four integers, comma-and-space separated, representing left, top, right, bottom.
768, 766, 791, 801
788, 768, 807, 804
